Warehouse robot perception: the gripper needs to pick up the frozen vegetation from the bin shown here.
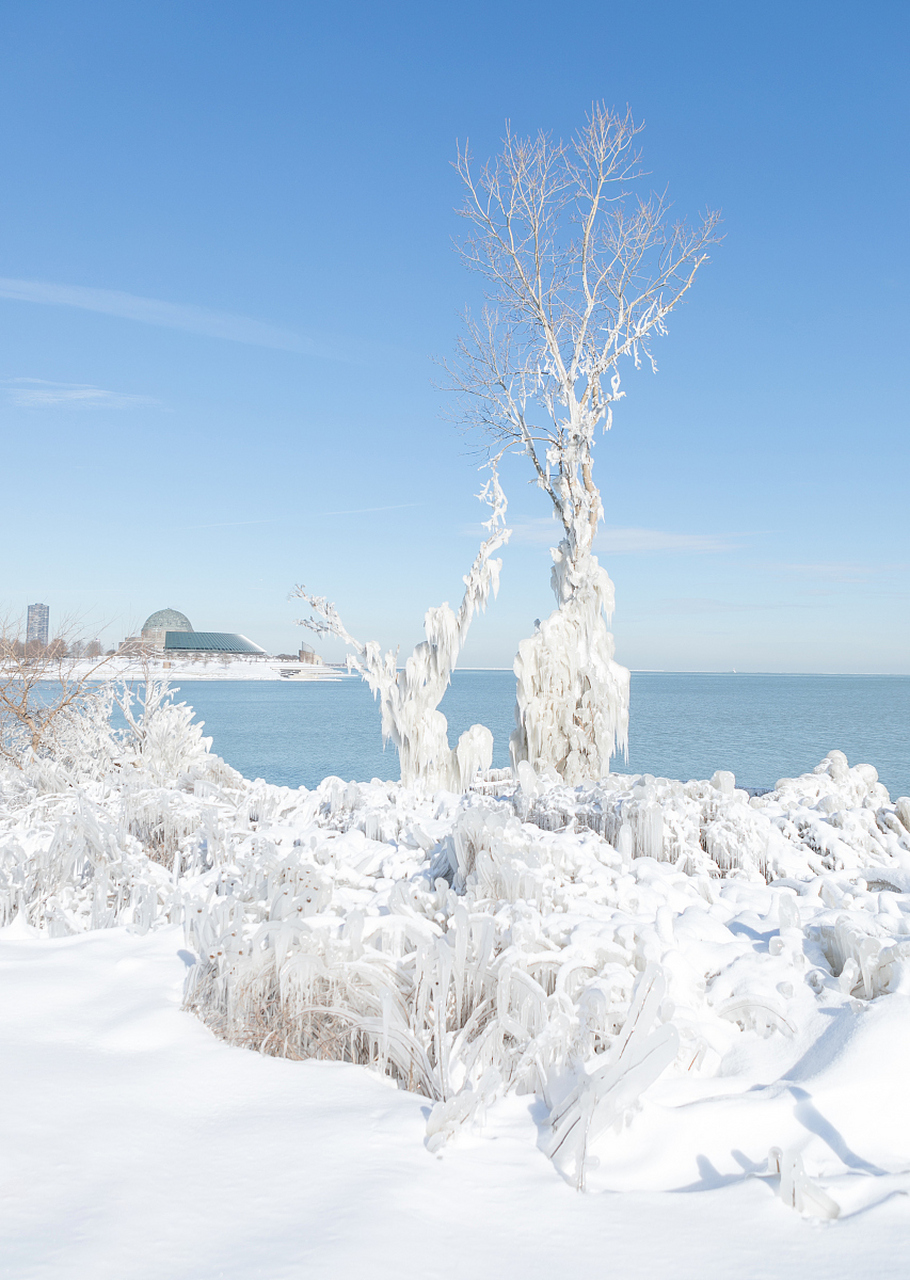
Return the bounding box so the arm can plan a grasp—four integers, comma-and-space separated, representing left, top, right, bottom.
3, 677, 910, 1263
292, 466, 510, 793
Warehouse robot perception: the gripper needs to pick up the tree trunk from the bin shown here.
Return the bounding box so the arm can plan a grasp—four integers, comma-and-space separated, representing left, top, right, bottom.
510, 442, 629, 784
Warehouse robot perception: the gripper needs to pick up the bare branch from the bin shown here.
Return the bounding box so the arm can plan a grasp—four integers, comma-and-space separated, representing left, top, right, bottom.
447, 103, 722, 554
0, 613, 119, 766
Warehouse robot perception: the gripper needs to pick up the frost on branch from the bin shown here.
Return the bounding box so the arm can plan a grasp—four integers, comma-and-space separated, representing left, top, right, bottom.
544, 965, 679, 1190
292, 468, 510, 793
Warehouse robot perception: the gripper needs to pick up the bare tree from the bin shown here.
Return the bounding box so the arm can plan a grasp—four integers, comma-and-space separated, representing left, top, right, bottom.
448, 103, 722, 783
0, 614, 115, 766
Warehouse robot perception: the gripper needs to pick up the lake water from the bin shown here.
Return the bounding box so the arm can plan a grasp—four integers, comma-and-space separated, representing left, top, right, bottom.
169, 671, 910, 800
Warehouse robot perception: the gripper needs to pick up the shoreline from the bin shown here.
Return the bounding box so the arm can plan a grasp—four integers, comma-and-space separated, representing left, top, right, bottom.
52, 656, 351, 683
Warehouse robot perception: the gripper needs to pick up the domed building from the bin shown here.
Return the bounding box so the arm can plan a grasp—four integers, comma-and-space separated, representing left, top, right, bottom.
140, 608, 193, 649
136, 607, 265, 655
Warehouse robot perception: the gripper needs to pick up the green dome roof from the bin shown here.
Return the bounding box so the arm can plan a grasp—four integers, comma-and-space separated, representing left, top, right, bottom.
141, 608, 193, 634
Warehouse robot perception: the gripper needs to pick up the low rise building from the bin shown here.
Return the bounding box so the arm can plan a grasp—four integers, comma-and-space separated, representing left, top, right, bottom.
134, 608, 266, 656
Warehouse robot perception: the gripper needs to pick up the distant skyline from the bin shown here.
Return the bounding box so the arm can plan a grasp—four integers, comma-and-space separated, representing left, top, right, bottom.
2, 1, 908, 672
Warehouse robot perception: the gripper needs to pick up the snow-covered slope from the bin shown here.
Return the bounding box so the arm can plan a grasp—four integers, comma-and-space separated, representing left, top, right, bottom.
3, 921, 910, 1280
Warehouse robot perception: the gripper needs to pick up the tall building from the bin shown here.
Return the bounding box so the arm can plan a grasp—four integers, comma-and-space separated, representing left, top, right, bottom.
26, 602, 49, 647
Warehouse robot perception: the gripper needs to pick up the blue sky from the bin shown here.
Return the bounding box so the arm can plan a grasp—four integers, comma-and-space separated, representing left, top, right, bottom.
1, 0, 907, 671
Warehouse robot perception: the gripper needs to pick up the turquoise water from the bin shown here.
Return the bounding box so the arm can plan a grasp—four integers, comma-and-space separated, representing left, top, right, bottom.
169, 671, 910, 799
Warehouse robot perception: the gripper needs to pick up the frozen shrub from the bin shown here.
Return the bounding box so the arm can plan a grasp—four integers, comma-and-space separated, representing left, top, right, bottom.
4, 721, 910, 1191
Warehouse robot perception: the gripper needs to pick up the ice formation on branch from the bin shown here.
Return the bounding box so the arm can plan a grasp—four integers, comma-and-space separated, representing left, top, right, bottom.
499, 392, 631, 783
511, 511, 630, 785
292, 468, 510, 793
171, 753, 910, 1200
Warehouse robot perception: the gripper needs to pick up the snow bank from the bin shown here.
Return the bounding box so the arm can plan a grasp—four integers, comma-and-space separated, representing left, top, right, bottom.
7, 928, 910, 1280
3, 686, 910, 1217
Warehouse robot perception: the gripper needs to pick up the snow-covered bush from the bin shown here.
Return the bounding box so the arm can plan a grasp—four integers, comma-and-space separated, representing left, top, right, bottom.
5, 709, 910, 1197
0, 679, 241, 929
180, 752, 910, 1192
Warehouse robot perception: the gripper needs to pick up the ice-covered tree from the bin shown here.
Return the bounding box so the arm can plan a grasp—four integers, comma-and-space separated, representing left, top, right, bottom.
292, 467, 510, 793
449, 104, 721, 783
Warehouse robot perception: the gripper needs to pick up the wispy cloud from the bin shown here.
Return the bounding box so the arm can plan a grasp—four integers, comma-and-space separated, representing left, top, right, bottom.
508, 517, 738, 554
4, 377, 158, 409
183, 518, 282, 531
319, 502, 424, 517
772, 561, 909, 584
0, 276, 337, 358
599, 527, 737, 554
653, 596, 813, 615
180, 504, 423, 529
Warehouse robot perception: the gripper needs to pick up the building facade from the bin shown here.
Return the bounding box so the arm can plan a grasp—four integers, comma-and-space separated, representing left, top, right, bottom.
26, 603, 49, 647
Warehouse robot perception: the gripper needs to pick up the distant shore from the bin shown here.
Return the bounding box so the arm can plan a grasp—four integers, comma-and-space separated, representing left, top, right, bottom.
60, 655, 350, 683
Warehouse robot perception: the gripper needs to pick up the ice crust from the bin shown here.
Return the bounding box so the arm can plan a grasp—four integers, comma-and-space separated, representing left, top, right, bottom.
3, 687, 910, 1207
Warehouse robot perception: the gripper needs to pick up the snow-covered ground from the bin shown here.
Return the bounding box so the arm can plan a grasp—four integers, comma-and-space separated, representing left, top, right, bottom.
3, 923, 909, 1279
3, 685, 910, 1277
